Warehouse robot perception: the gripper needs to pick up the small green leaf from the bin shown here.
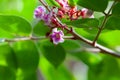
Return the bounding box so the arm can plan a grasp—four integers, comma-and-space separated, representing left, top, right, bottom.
77, 0, 108, 12
105, 16, 120, 30
66, 18, 99, 29
33, 21, 50, 36
11, 41, 39, 73
0, 15, 32, 38
40, 41, 66, 68
112, 2, 120, 16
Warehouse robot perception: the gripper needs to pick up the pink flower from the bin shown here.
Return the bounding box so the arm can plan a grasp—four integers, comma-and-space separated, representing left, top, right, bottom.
81, 8, 94, 18
34, 6, 46, 20
43, 11, 53, 25
50, 28, 64, 44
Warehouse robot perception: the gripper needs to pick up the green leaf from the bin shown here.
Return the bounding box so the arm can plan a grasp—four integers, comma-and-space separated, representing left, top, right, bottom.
0, 0, 37, 21
21, 0, 37, 21
83, 28, 98, 34
0, 15, 32, 38
112, 2, 120, 16
66, 18, 99, 29
74, 28, 97, 38
39, 57, 75, 80
40, 40, 66, 68
105, 16, 120, 30
11, 41, 39, 73
33, 21, 50, 36
0, 43, 17, 70
77, 0, 108, 12
88, 56, 120, 80
61, 40, 80, 51
17, 71, 37, 80
22, 72, 37, 80
0, 65, 16, 80
100, 30, 120, 47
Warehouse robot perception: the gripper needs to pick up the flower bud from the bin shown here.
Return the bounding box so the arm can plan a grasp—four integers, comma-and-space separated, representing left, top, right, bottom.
81, 8, 94, 18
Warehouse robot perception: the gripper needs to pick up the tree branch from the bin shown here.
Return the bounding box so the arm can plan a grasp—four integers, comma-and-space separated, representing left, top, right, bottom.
39, 0, 120, 58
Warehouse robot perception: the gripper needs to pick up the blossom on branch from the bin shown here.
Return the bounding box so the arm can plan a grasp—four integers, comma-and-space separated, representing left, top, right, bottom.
33, 1, 94, 45
43, 11, 54, 25
34, 6, 46, 20
50, 28, 64, 45
56, 0, 72, 18
55, 0, 94, 20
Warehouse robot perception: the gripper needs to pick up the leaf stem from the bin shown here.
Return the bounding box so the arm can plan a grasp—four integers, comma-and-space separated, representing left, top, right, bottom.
92, 1, 117, 45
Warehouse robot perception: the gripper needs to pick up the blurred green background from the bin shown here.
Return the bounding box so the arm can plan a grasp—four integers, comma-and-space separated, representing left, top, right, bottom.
0, 0, 120, 80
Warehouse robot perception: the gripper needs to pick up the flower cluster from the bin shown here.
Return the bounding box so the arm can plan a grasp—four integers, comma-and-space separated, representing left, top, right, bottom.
55, 0, 94, 20
34, 0, 94, 45
34, 6, 64, 44
34, 6, 55, 26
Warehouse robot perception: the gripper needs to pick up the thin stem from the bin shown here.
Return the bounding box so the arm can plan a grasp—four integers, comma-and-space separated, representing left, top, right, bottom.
4, 36, 46, 42
92, 1, 117, 45
2, 36, 74, 42
92, 15, 108, 45
39, 0, 50, 12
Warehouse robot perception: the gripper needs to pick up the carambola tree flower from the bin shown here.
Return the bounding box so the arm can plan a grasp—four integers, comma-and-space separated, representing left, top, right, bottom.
34, 6, 46, 20
50, 28, 64, 45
